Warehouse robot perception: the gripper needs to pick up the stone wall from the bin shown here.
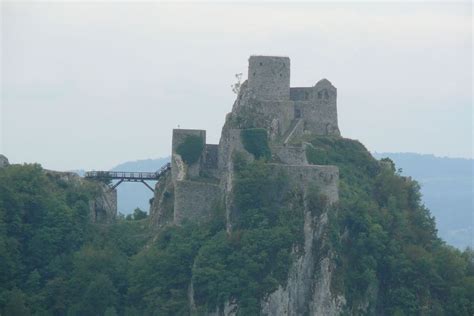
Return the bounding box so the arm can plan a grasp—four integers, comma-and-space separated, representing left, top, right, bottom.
247, 56, 290, 101
174, 180, 222, 225
272, 145, 308, 165
290, 87, 314, 101
202, 144, 219, 178
267, 164, 339, 204
291, 79, 340, 137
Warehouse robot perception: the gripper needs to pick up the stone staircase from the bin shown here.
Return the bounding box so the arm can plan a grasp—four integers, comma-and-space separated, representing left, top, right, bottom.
282, 119, 303, 145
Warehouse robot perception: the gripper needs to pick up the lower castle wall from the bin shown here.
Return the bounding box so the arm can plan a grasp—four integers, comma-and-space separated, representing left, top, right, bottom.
267, 164, 339, 204
294, 101, 340, 136
174, 180, 222, 225
272, 145, 308, 165
202, 144, 219, 178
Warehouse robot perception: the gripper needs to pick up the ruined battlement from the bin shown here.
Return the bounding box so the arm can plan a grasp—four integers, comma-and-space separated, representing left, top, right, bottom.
150, 55, 341, 227
230, 56, 340, 138
290, 79, 336, 102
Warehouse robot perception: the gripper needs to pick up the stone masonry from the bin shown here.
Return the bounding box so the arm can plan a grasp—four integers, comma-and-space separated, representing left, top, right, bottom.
150, 55, 341, 228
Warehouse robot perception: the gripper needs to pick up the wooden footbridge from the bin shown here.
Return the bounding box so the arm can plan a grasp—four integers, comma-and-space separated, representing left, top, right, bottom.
84, 163, 171, 192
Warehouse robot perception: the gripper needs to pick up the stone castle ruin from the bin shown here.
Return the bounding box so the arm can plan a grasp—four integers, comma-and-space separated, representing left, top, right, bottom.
150, 55, 341, 229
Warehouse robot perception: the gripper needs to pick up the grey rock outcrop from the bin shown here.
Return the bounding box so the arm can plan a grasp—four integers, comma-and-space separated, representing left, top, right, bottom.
89, 185, 117, 224
149, 169, 174, 227
0, 154, 9, 168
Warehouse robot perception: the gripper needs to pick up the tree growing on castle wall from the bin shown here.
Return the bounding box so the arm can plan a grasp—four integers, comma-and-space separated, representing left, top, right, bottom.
176, 135, 205, 165
231, 73, 243, 95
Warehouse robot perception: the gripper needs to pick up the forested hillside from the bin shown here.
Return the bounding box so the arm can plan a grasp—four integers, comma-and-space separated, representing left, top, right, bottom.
103, 154, 472, 250
372, 153, 473, 249
1, 141, 473, 315
0, 164, 151, 315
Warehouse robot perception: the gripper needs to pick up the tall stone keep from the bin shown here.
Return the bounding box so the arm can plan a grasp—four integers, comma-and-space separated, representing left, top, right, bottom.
247, 56, 290, 100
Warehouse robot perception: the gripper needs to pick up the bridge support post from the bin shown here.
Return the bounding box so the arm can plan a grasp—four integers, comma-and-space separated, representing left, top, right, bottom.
110, 179, 124, 191
141, 180, 155, 192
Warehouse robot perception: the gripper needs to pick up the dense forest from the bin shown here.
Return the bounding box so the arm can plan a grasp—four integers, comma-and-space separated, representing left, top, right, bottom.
0, 137, 473, 315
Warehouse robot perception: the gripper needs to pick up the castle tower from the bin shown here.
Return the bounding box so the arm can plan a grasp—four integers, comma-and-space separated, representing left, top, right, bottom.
247, 56, 290, 101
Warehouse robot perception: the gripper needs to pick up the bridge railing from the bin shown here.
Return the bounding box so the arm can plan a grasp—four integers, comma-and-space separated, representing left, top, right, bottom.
84, 163, 171, 180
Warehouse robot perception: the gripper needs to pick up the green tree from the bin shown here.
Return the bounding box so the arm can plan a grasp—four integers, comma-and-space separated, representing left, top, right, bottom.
132, 208, 147, 220
176, 135, 204, 165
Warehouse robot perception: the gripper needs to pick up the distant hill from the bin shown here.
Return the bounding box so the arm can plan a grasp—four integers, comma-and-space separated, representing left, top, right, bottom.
372, 152, 473, 249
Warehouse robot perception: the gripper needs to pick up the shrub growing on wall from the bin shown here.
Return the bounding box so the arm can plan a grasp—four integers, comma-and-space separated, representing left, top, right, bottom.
176, 135, 204, 165
240, 128, 271, 160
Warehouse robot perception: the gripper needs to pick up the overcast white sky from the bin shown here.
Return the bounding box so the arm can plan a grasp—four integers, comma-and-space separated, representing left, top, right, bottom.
1, 1, 472, 170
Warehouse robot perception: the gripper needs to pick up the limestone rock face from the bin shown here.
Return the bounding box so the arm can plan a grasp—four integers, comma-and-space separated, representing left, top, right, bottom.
261, 211, 345, 316
89, 184, 117, 224
0, 154, 9, 168
149, 169, 174, 227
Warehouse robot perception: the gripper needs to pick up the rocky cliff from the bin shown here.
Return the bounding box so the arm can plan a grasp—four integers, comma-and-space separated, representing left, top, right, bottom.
149, 56, 347, 314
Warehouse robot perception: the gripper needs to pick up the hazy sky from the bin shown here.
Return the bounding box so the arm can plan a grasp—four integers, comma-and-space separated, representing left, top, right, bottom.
1, 1, 472, 170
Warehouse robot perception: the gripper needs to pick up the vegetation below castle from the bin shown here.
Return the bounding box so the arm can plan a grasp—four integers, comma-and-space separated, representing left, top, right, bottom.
0, 158, 305, 315
1, 138, 473, 315
306, 136, 473, 315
